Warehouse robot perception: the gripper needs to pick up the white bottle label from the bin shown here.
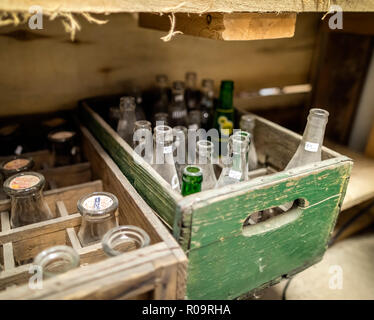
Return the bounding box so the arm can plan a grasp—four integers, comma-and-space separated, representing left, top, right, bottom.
163, 145, 173, 154
305, 142, 319, 152
228, 170, 242, 180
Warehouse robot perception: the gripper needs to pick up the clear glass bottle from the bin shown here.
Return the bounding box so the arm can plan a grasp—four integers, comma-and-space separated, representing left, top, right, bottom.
188, 110, 201, 130
240, 114, 258, 170
1, 156, 34, 180
102, 225, 150, 256
133, 120, 152, 163
3, 172, 56, 228
152, 125, 180, 191
285, 108, 329, 169
196, 140, 217, 191
48, 130, 77, 167
77, 192, 119, 247
216, 135, 249, 187
154, 112, 169, 127
169, 81, 188, 127
185, 72, 200, 112
280, 108, 329, 212
153, 74, 170, 116
200, 79, 215, 130
117, 96, 137, 146
173, 126, 188, 184
34, 245, 80, 279
181, 165, 203, 196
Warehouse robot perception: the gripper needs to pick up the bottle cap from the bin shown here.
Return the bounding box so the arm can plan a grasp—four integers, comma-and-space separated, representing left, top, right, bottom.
1, 157, 34, 176
77, 192, 118, 220
3, 171, 45, 196
48, 130, 76, 143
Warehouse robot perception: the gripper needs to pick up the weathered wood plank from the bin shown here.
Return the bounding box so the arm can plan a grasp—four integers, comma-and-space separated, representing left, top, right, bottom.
1, 0, 373, 13
40, 162, 92, 189
139, 13, 296, 41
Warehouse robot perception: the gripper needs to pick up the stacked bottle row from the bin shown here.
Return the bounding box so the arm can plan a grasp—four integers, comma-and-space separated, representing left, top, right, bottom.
111, 72, 330, 199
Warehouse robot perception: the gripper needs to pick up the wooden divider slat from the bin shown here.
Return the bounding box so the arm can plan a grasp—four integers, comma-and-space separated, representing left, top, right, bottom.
1, 212, 15, 270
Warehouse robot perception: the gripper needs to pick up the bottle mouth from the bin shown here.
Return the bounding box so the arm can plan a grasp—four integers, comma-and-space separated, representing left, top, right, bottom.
134, 120, 152, 130
154, 125, 173, 142
34, 245, 80, 278
309, 108, 329, 118
183, 165, 203, 177
102, 225, 150, 257
233, 130, 252, 143
197, 140, 214, 152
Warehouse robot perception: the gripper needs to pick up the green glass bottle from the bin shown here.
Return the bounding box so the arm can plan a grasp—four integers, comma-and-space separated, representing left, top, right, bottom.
213, 80, 235, 156
181, 165, 203, 196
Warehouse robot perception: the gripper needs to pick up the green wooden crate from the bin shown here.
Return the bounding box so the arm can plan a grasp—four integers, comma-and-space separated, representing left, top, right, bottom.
79, 102, 352, 300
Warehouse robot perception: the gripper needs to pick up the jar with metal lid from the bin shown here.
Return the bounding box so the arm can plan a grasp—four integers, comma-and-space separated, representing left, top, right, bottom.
47, 130, 78, 167
34, 245, 80, 279
3, 172, 56, 228
0, 156, 34, 180
77, 192, 119, 247
102, 225, 150, 257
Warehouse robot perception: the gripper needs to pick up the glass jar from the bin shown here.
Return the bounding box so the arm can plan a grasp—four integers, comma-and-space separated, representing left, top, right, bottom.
34, 245, 80, 279
48, 130, 77, 167
3, 172, 56, 228
102, 225, 150, 257
77, 192, 119, 247
1, 156, 34, 180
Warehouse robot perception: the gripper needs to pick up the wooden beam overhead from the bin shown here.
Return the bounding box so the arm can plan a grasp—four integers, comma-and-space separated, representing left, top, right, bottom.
139, 13, 297, 41
1, 0, 374, 14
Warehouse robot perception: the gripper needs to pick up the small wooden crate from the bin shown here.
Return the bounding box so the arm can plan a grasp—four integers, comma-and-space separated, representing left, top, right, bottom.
80, 102, 353, 300
0, 126, 187, 299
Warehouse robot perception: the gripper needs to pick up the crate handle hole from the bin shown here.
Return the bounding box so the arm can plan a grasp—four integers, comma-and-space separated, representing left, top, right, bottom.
242, 200, 304, 237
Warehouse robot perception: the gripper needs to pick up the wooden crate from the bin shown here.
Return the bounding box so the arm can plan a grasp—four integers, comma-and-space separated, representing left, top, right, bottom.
80, 102, 353, 300
0, 126, 187, 299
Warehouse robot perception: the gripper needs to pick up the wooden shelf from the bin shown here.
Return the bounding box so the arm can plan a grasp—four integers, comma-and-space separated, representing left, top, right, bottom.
325, 142, 374, 211
1, 0, 374, 14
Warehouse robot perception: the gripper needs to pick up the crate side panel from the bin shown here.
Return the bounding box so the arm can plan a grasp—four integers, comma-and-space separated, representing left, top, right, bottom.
187, 195, 340, 299
186, 162, 351, 299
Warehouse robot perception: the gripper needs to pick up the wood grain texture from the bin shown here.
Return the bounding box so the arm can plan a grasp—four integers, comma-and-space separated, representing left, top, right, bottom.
0, 13, 319, 116
40, 162, 92, 189
139, 13, 296, 41
1, 0, 373, 13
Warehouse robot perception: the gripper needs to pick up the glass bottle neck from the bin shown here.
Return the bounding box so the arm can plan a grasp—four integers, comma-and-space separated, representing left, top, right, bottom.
301, 113, 328, 147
